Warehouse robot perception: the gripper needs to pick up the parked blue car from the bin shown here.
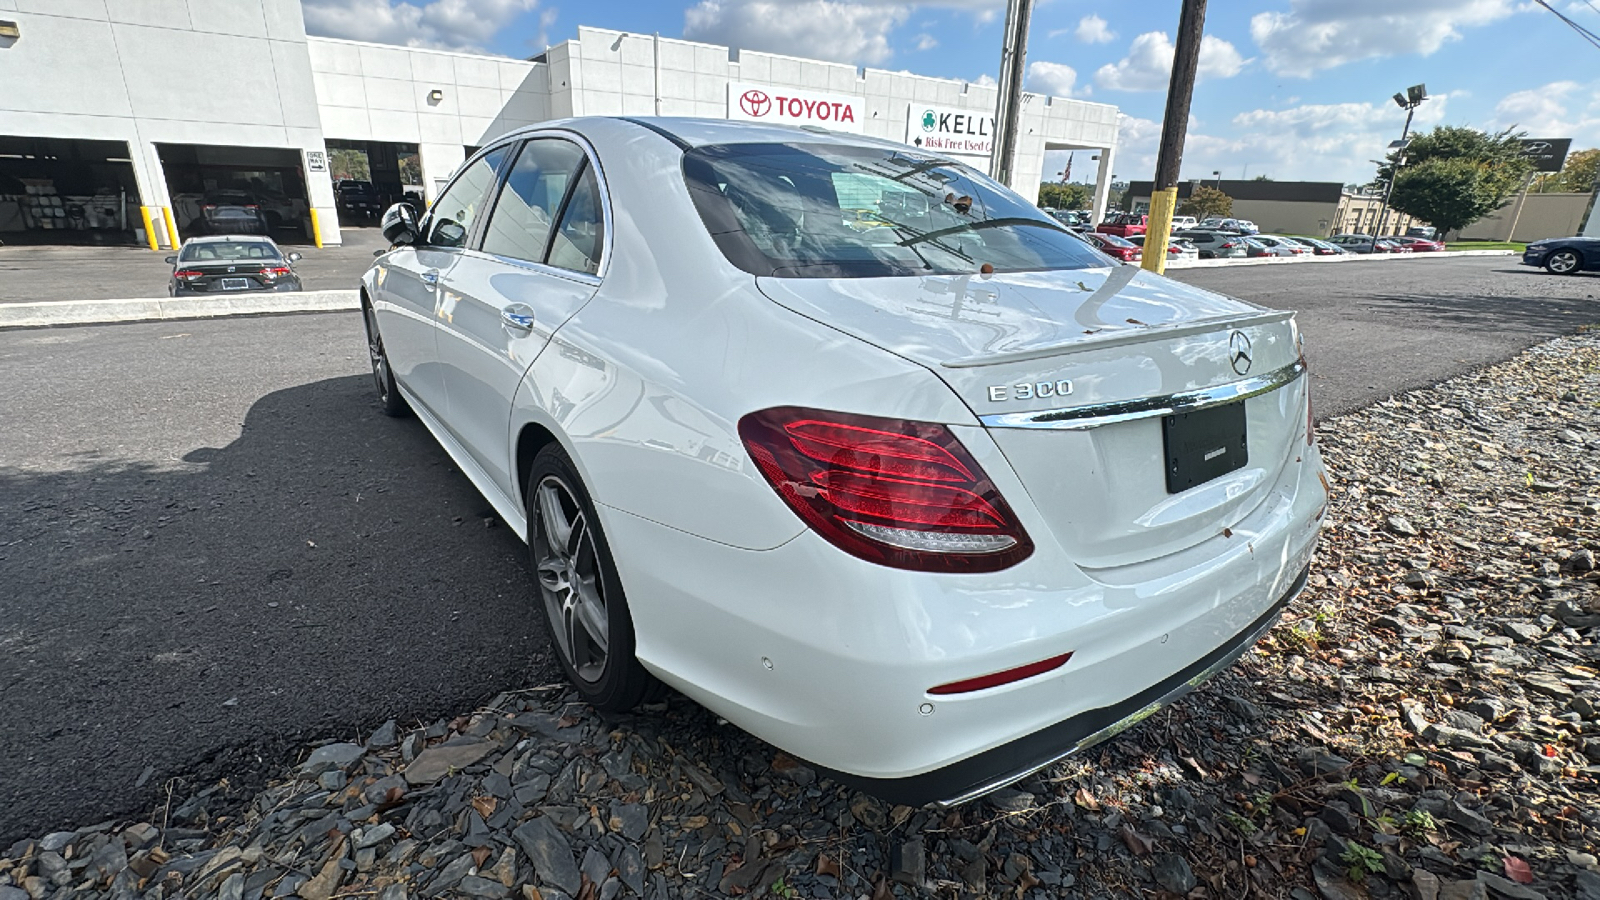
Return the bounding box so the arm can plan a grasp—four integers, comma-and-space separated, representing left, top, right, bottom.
1522, 236, 1600, 274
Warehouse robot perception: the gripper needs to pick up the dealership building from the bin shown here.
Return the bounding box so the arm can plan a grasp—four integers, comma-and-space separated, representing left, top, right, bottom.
0, 0, 1121, 250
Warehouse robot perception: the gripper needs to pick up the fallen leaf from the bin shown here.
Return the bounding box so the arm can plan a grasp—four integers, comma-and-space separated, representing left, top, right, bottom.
1127, 318, 1148, 326
1504, 857, 1533, 884
870, 877, 893, 900
814, 855, 841, 879
1074, 787, 1100, 811
558, 715, 581, 729
683, 815, 709, 829
890, 805, 914, 828
472, 846, 492, 868
1120, 825, 1153, 856
472, 795, 497, 818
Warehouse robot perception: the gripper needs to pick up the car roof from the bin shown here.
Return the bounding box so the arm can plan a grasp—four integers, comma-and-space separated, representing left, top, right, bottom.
185, 234, 275, 244
592, 116, 918, 154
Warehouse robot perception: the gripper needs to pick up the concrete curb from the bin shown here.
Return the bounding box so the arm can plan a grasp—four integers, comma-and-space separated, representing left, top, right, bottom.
1165, 248, 1516, 270
0, 290, 361, 329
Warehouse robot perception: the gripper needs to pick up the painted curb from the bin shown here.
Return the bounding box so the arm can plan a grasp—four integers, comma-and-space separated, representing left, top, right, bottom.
0, 290, 361, 329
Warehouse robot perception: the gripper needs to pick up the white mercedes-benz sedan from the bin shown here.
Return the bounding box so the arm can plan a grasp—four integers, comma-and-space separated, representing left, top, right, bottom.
360, 117, 1327, 806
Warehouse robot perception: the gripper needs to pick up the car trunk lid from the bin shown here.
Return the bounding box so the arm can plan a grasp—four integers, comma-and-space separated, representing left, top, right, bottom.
757, 265, 1307, 569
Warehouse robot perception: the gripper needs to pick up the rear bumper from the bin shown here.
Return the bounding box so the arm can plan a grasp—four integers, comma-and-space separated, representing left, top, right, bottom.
833, 564, 1307, 806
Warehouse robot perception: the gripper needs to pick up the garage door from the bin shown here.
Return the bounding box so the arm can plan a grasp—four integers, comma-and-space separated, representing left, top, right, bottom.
157, 143, 312, 244
0, 136, 143, 246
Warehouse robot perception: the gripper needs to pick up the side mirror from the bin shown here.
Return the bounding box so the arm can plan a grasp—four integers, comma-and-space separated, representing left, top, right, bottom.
164, 256, 177, 265
381, 202, 420, 246
287, 252, 303, 263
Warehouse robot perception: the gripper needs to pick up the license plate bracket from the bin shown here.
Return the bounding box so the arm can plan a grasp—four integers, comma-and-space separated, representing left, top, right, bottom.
1162, 401, 1248, 493
221, 278, 250, 290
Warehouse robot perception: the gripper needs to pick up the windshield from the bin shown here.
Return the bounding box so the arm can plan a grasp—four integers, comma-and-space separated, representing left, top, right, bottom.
179, 241, 281, 262
682, 142, 1106, 277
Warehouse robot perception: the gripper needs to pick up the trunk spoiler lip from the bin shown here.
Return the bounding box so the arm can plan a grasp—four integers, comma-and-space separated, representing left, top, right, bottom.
939, 307, 1296, 369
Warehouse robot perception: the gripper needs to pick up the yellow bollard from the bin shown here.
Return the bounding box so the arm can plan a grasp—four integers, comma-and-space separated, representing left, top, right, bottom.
161, 208, 181, 251
139, 207, 160, 251
1141, 187, 1179, 276
309, 208, 324, 249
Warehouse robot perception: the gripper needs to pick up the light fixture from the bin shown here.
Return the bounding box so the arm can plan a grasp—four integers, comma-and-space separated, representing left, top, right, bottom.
1407, 83, 1427, 105
0, 20, 20, 39
428, 89, 444, 103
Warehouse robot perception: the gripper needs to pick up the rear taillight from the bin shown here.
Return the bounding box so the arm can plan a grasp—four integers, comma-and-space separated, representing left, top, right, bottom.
174, 269, 204, 280
261, 266, 292, 279
739, 407, 1033, 573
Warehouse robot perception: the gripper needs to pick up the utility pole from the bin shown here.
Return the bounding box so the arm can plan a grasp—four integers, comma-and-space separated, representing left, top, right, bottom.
989, 0, 1033, 187
1141, 0, 1206, 275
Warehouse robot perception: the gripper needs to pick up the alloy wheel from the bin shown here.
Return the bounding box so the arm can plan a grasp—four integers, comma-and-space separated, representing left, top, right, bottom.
1548, 251, 1579, 274
533, 475, 610, 683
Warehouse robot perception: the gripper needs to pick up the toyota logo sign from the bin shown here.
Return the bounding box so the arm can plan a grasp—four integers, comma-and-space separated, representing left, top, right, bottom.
739, 89, 771, 118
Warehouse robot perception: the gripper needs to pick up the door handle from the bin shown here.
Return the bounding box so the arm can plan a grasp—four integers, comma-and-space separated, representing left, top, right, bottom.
420, 269, 440, 288
500, 304, 536, 333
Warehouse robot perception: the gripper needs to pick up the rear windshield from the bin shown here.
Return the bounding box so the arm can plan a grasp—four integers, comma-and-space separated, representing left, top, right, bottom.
682, 142, 1106, 277
179, 241, 281, 261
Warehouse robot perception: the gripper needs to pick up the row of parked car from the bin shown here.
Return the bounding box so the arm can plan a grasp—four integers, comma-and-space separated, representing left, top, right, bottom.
1064, 227, 1445, 263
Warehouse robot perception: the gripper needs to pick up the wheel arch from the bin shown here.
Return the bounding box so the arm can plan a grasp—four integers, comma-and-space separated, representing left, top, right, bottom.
514, 420, 563, 516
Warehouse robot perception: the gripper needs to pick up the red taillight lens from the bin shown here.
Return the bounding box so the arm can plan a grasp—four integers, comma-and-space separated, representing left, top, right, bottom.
173, 269, 204, 279
739, 407, 1033, 573
261, 266, 292, 279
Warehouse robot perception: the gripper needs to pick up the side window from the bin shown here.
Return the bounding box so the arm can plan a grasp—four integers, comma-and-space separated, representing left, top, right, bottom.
480, 139, 586, 263
425, 146, 507, 248
546, 163, 605, 275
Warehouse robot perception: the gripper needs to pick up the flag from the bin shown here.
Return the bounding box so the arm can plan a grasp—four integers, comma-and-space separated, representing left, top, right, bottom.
1062, 152, 1073, 183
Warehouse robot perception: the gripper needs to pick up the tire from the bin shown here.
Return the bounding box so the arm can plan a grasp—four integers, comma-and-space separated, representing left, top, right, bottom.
526, 444, 657, 711
362, 300, 409, 417
1545, 249, 1582, 275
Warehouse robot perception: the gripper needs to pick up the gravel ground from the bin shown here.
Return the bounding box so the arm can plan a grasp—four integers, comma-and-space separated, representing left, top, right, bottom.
3, 335, 1598, 900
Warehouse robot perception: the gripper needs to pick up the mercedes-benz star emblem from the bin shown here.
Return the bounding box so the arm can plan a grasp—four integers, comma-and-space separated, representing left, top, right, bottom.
1228, 330, 1253, 376
738, 89, 771, 117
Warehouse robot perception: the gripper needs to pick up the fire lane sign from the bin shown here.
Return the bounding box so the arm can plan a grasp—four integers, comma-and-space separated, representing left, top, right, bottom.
905, 104, 996, 159
726, 82, 864, 133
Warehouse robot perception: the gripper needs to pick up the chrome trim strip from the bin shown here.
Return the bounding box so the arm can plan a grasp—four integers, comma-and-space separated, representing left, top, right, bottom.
935, 575, 1305, 808
979, 359, 1305, 431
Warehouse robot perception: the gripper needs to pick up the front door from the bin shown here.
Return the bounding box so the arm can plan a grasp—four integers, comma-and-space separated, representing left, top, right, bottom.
434, 137, 607, 501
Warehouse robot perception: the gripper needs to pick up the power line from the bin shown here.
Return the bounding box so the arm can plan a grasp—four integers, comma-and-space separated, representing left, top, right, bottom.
1533, 0, 1600, 51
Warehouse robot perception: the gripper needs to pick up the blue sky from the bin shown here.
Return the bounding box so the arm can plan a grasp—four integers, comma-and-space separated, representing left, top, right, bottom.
301, 0, 1600, 186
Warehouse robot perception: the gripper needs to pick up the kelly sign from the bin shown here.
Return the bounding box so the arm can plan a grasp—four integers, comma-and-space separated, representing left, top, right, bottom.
905, 104, 995, 158
1518, 138, 1572, 173
726, 82, 864, 133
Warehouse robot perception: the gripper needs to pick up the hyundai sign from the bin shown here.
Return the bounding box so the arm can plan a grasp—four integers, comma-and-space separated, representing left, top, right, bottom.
726, 82, 864, 133
905, 104, 996, 159
1518, 138, 1572, 173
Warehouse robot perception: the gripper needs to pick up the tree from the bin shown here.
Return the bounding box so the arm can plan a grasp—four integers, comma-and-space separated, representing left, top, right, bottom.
1381, 125, 1534, 238
1558, 148, 1599, 192
1388, 158, 1501, 239
1251, 174, 1273, 181
1177, 185, 1232, 219
1038, 182, 1091, 210
328, 148, 371, 182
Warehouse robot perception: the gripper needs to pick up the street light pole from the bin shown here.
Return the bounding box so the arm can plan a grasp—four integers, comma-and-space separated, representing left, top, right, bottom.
989, 0, 1034, 188
1370, 84, 1426, 252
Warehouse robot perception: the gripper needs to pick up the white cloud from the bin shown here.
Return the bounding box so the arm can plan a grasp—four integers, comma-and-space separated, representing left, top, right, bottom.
683, 0, 910, 65
1250, 0, 1523, 77
1026, 61, 1084, 98
915, 32, 938, 51
1075, 14, 1114, 43
972, 73, 997, 87
1109, 95, 1457, 185
534, 7, 557, 49
1094, 32, 1246, 91
301, 0, 537, 52
1492, 80, 1600, 144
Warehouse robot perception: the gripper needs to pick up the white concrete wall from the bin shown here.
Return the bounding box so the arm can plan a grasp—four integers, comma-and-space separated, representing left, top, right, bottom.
0, 0, 339, 247
307, 37, 549, 201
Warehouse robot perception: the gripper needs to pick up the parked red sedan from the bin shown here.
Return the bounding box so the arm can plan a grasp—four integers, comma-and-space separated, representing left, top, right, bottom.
1393, 236, 1445, 252
1078, 230, 1142, 262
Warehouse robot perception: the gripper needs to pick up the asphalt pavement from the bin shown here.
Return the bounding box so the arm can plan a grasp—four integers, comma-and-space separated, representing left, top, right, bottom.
2, 254, 1598, 843
0, 227, 387, 304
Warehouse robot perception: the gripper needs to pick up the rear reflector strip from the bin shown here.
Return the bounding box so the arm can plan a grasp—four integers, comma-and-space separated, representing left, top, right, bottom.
928, 653, 1072, 695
